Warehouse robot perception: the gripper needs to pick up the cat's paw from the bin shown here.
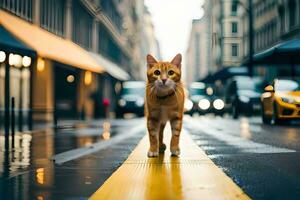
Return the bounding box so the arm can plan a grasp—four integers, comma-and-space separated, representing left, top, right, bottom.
147, 150, 159, 157
170, 148, 180, 157
159, 143, 166, 153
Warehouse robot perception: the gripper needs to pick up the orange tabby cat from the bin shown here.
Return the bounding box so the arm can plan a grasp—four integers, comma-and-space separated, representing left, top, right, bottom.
145, 54, 184, 157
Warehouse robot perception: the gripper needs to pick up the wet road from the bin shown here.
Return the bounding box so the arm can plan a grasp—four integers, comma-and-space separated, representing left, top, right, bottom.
1, 116, 300, 200
184, 115, 300, 200
0, 118, 145, 200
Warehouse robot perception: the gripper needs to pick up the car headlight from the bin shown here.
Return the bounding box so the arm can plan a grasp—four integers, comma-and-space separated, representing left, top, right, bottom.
184, 99, 193, 111
118, 99, 126, 107
135, 98, 144, 107
198, 99, 210, 110
239, 96, 250, 103
213, 99, 225, 110
281, 97, 295, 104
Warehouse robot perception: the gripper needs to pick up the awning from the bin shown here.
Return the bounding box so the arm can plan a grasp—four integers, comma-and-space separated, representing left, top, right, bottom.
252, 39, 300, 64
89, 52, 130, 81
0, 25, 36, 57
0, 10, 103, 73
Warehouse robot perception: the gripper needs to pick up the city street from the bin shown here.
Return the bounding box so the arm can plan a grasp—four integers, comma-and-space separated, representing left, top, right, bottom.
1, 115, 300, 199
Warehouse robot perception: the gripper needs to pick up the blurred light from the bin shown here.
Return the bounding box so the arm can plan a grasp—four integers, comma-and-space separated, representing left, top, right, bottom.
37, 58, 45, 72
213, 99, 224, 110
36, 168, 45, 185
184, 99, 193, 111
118, 99, 126, 107
240, 96, 250, 103
135, 98, 144, 107
198, 99, 210, 110
22, 56, 31, 67
37, 196, 44, 200
115, 82, 122, 93
0, 51, 6, 62
206, 87, 213, 95
9, 53, 22, 67
66, 75, 75, 83
102, 121, 111, 140
84, 71, 92, 85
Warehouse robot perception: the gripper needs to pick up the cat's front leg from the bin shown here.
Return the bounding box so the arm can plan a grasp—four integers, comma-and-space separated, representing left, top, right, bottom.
170, 116, 182, 156
147, 117, 159, 157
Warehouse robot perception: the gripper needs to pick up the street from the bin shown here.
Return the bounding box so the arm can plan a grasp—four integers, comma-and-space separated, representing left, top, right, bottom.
1, 115, 300, 200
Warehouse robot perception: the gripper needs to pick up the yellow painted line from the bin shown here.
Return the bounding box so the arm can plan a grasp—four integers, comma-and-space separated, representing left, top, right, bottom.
90, 125, 251, 200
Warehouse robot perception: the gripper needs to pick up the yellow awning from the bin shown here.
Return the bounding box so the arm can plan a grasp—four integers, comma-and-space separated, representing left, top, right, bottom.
0, 10, 104, 73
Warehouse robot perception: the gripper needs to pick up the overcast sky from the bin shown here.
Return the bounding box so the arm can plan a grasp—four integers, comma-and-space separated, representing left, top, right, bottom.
144, 0, 204, 61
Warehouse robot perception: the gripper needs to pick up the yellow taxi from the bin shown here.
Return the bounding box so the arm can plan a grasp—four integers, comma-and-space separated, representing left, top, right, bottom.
261, 79, 300, 124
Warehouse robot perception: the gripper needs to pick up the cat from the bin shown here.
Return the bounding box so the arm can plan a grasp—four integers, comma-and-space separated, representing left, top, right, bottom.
145, 54, 185, 157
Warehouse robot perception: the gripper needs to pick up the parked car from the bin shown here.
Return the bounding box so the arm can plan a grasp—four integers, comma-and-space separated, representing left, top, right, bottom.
261, 79, 300, 124
116, 81, 145, 118
187, 82, 225, 116
225, 76, 265, 118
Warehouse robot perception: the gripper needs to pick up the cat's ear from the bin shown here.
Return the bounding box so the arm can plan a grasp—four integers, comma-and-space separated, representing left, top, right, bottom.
147, 54, 157, 68
171, 53, 182, 69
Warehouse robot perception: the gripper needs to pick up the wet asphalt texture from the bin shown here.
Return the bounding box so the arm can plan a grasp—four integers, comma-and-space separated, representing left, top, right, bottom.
1, 116, 300, 200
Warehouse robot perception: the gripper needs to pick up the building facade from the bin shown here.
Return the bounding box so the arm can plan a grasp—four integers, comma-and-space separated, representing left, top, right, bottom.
0, 0, 155, 130
241, 0, 300, 78
211, 0, 244, 71
185, 19, 209, 85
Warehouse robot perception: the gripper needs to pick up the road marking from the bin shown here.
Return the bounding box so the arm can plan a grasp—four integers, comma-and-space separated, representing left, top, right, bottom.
89, 125, 251, 200
185, 118, 296, 154
51, 122, 146, 164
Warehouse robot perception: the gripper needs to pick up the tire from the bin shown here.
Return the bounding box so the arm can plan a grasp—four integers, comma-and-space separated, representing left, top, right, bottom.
261, 103, 271, 124
232, 104, 239, 119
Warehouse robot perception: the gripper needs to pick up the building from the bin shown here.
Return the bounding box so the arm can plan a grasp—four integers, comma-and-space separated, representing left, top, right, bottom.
139, 6, 161, 80
185, 19, 209, 85
0, 0, 154, 131
210, 0, 244, 70
241, 0, 300, 78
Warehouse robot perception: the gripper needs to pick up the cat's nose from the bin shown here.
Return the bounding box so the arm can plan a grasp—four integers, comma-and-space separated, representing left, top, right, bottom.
162, 79, 167, 84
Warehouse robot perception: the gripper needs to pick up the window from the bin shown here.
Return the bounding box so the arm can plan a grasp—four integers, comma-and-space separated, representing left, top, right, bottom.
99, 23, 129, 69
231, 22, 238, 34
289, 0, 296, 28
0, 0, 33, 21
72, 1, 93, 49
101, 0, 122, 33
40, 0, 65, 36
232, 44, 238, 57
231, 1, 238, 16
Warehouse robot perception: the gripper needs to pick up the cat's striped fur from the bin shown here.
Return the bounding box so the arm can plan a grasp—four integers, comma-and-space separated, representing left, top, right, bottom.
145, 54, 184, 157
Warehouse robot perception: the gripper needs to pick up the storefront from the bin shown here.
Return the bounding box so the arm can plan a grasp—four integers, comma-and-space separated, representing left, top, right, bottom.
0, 25, 36, 132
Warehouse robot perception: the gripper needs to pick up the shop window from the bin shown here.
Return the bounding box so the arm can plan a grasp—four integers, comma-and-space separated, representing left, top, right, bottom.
0, 0, 33, 22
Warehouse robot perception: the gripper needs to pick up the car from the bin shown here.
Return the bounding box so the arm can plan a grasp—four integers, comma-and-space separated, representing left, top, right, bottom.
116, 81, 145, 118
187, 82, 225, 116
261, 79, 300, 124
224, 76, 265, 119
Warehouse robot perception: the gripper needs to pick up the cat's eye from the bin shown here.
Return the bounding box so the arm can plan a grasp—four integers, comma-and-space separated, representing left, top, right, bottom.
154, 70, 161, 76
168, 70, 174, 76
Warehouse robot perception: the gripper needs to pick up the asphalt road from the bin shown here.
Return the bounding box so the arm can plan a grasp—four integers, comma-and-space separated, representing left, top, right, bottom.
184, 115, 300, 200
1, 116, 300, 200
